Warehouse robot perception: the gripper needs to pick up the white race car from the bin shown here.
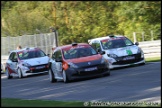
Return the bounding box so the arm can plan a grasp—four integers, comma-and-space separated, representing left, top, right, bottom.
88, 35, 145, 69
5, 47, 50, 79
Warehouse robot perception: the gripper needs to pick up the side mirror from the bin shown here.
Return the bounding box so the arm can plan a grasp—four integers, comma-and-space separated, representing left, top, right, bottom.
97, 48, 101, 53
47, 54, 50, 57
99, 51, 105, 55
55, 58, 62, 62
12, 59, 18, 62
135, 42, 139, 46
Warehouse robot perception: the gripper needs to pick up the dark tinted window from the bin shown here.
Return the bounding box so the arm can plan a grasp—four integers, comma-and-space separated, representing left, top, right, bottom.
9, 52, 17, 61
101, 38, 134, 49
63, 46, 97, 59
52, 50, 62, 60
18, 49, 46, 60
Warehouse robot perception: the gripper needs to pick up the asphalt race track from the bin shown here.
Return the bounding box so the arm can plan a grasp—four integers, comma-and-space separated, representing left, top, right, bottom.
1, 62, 161, 103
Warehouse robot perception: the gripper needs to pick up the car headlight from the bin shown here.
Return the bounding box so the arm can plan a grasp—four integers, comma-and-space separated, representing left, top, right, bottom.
107, 54, 118, 58
22, 63, 31, 67
137, 47, 142, 53
101, 57, 108, 64
68, 62, 78, 68
137, 48, 144, 58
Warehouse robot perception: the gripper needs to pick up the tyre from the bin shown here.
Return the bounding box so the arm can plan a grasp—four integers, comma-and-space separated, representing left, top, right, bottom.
63, 70, 70, 83
18, 68, 23, 78
103, 70, 110, 77
49, 68, 57, 83
6, 68, 12, 79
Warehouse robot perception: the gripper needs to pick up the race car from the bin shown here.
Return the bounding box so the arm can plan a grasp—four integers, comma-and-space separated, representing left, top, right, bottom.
48, 43, 110, 83
88, 35, 145, 69
5, 47, 50, 79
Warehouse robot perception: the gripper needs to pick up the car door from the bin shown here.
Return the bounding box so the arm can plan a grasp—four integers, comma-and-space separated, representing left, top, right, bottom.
51, 49, 63, 78
7, 52, 18, 74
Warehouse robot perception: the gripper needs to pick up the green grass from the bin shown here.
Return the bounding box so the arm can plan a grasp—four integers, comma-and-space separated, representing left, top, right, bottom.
1, 98, 161, 107
145, 57, 161, 62
1, 98, 84, 107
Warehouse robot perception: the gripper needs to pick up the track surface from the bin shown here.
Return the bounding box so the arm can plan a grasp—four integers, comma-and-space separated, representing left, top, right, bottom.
1, 62, 161, 103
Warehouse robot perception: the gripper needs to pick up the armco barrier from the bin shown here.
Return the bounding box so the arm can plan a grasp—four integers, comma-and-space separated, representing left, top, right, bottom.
138, 40, 161, 58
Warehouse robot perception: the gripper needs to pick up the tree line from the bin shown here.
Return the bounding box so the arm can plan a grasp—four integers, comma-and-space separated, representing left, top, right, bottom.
1, 1, 161, 45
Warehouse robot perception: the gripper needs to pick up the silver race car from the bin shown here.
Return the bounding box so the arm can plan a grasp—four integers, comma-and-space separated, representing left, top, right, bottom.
88, 35, 145, 69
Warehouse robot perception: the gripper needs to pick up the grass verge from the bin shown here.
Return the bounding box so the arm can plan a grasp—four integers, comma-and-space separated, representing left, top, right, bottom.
145, 57, 161, 62
1, 98, 161, 107
1, 98, 84, 107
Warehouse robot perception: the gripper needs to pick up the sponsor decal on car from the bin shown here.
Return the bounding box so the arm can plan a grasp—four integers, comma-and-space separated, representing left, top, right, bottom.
126, 50, 132, 55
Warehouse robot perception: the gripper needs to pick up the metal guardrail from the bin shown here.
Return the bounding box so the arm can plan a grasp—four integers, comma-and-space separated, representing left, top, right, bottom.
139, 40, 161, 58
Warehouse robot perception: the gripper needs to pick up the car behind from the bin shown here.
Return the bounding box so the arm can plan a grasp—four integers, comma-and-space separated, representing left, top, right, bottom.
5, 47, 49, 79
88, 35, 145, 69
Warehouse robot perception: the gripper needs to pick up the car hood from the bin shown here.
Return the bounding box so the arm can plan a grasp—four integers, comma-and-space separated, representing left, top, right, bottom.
20, 56, 49, 66
107, 45, 139, 57
65, 54, 102, 63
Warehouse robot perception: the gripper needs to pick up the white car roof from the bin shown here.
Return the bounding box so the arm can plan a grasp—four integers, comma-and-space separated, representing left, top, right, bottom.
9, 47, 38, 53
88, 35, 126, 43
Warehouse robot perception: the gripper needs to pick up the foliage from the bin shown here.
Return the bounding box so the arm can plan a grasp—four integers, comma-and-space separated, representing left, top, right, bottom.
1, 1, 161, 45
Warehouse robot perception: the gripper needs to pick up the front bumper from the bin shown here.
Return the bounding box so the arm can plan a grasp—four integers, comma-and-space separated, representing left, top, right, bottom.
65, 63, 110, 81
109, 59, 145, 69
108, 53, 145, 69
22, 64, 49, 76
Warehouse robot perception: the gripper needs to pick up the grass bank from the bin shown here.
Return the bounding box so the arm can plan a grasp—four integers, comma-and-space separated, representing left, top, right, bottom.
145, 57, 161, 62
2, 98, 161, 107
1, 98, 84, 107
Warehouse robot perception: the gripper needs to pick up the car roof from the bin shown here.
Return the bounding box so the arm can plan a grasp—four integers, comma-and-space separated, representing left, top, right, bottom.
9, 47, 40, 53
88, 35, 126, 43
56, 43, 90, 50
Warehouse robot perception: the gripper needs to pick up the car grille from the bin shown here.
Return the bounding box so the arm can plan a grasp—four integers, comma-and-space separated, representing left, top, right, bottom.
26, 64, 49, 73
75, 64, 109, 76
112, 53, 144, 65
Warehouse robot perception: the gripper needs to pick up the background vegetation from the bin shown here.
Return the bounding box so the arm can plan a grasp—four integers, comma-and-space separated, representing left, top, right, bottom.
1, 1, 161, 45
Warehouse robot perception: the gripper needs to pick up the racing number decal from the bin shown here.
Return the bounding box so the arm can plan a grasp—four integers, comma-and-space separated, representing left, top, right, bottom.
126, 50, 132, 55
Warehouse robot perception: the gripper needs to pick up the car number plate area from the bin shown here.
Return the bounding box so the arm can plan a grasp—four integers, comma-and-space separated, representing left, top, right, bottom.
85, 67, 97, 71
35, 66, 45, 69
123, 56, 135, 61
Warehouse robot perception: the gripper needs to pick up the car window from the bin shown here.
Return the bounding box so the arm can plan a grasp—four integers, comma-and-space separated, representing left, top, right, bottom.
63, 46, 97, 59
124, 38, 134, 46
91, 41, 102, 52
101, 39, 127, 49
9, 53, 15, 60
18, 49, 46, 60
9, 52, 17, 61
52, 50, 62, 60
56, 50, 62, 60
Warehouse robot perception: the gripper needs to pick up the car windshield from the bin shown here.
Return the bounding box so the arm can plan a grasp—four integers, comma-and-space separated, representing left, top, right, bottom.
18, 50, 46, 60
63, 47, 97, 59
101, 38, 134, 49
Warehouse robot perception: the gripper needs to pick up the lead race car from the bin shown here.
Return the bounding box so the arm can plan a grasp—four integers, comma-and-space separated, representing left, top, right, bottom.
48, 43, 110, 83
88, 35, 145, 69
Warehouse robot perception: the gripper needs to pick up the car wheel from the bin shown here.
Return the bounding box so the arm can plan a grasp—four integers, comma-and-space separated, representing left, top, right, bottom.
6, 68, 12, 79
49, 68, 57, 83
107, 70, 110, 76
18, 68, 23, 78
104, 70, 110, 76
63, 70, 69, 83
